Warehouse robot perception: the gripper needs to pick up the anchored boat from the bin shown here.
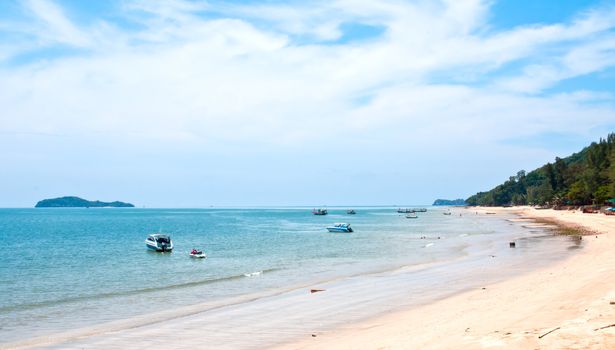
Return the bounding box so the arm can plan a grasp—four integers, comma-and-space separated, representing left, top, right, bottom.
145, 234, 173, 252
397, 208, 427, 213
326, 223, 353, 233
312, 208, 328, 215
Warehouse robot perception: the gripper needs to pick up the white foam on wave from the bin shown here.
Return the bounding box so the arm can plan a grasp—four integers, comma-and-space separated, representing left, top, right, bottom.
424, 243, 434, 248
244, 271, 263, 277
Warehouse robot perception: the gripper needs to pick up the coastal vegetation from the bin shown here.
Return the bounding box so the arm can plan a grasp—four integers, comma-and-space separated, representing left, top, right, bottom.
433, 199, 467, 206
466, 133, 615, 206
35, 196, 134, 208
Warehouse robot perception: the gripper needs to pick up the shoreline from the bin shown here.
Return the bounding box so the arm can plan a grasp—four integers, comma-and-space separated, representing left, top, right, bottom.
273, 207, 615, 349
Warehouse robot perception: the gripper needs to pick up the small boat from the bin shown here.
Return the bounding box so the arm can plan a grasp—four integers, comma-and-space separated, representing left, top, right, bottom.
406, 213, 418, 219
443, 211, 452, 216
414, 208, 427, 212
145, 234, 173, 252
189, 249, 207, 259
397, 208, 414, 213
326, 223, 353, 232
312, 208, 328, 215
347, 209, 356, 215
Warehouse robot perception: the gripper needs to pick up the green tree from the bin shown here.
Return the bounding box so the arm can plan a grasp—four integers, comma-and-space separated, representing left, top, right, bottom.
553, 157, 567, 191
567, 181, 591, 205
466, 133, 615, 207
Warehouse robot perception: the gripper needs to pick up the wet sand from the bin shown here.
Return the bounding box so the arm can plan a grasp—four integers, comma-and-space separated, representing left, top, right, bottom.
274, 207, 615, 350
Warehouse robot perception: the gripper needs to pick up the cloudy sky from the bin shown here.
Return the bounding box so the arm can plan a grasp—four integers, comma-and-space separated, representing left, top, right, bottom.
1, 0, 614, 207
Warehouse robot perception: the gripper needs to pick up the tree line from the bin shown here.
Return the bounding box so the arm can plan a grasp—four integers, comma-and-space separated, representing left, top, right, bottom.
466, 133, 615, 207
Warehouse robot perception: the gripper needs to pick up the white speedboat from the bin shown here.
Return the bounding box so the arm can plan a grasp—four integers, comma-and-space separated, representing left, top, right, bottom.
145, 234, 173, 252
326, 223, 353, 232
406, 213, 418, 219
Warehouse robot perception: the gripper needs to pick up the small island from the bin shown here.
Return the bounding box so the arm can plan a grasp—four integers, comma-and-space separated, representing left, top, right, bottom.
35, 196, 135, 208
432, 198, 467, 206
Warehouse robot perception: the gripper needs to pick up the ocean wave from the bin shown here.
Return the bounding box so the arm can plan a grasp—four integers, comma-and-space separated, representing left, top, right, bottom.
243, 271, 263, 277
1, 268, 279, 314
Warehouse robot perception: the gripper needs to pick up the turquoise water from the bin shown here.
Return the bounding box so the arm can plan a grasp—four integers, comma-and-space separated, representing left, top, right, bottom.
0, 207, 572, 343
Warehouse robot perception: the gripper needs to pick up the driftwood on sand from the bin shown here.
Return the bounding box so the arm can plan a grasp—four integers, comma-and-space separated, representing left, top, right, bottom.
538, 327, 560, 339
594, 323, 615, 331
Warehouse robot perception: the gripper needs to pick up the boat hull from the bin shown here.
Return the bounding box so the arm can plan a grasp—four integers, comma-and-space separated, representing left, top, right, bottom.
326, 227, 353, 233
145, 242, 173, 252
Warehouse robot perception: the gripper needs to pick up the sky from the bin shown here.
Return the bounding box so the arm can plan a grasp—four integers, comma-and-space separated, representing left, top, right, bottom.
1, 0, 615, 207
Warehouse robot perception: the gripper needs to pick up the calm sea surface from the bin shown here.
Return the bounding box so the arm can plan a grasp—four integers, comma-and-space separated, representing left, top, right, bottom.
0, 207, 576, 343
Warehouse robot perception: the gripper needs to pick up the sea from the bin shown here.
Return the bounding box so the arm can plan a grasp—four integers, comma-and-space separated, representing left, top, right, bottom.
0, 207, 581, 346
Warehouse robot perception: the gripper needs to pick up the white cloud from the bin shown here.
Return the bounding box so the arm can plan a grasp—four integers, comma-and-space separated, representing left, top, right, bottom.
1, 0, 614, 143
23, 0, 91, 47
0, 0, 614, 205
495, 34, 615, 93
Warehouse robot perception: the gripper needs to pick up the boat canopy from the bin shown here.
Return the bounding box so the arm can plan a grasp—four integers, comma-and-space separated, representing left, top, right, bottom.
148, 234, 171, 242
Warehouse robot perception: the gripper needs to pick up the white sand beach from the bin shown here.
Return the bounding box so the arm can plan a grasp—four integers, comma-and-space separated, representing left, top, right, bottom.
274, 207, 615, 350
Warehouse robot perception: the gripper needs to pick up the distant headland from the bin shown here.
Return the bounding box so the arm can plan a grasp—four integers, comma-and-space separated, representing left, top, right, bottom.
432, 198, 467, 206
35, 196, 135, 208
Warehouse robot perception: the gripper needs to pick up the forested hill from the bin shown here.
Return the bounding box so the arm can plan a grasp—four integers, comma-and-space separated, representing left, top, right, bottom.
466, 133, 615, 207
433, 199, 467, 206
35, 196, 134, 208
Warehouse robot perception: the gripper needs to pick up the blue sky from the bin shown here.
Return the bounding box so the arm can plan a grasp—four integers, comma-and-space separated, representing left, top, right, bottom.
1, 0, 614, 207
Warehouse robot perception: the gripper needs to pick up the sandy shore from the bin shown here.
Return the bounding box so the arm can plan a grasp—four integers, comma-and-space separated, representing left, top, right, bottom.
273, 207, 615, 350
